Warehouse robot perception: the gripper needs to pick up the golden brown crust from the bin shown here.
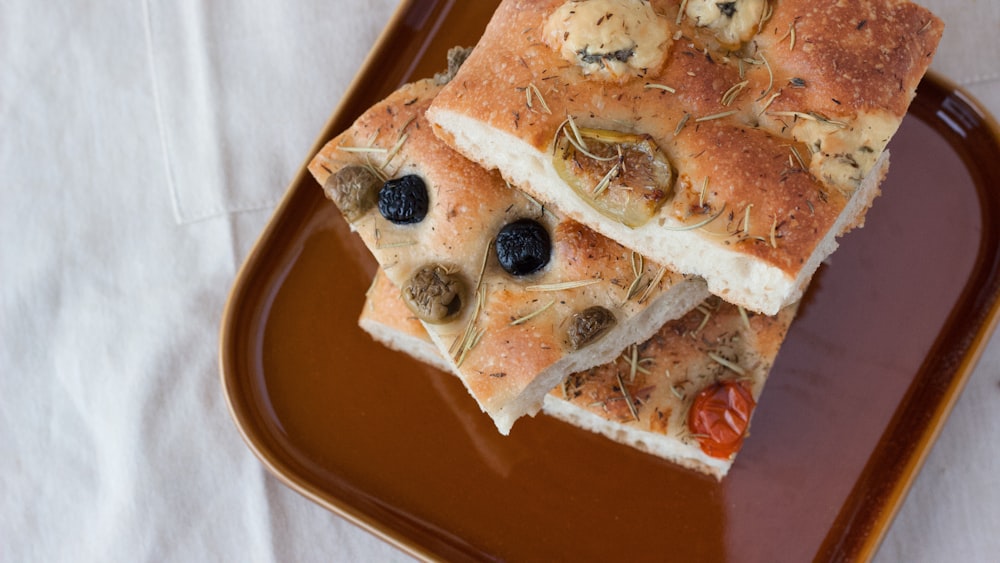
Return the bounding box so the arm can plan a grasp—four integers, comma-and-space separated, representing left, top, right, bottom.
756, 0, 944, 119
427, 0, 942, 310
309, 78, 705, 431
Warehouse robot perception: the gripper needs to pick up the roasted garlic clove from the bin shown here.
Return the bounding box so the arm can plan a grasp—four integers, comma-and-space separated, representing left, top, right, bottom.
543, 0, 671, 79
685, 0, 767, 48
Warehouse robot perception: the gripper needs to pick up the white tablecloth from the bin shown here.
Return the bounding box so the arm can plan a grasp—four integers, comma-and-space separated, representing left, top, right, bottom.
2, 1, 997, 561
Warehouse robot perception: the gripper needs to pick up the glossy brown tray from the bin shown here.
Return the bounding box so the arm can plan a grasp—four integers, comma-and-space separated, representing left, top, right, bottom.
220, 2, 1000, 561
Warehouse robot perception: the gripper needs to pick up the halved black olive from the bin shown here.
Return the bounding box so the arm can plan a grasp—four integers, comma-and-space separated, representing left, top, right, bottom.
378, 174, 429, 224
495, 218, 551, 276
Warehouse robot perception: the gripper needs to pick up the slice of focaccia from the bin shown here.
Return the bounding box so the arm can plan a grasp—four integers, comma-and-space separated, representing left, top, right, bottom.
427, 0, 943, 314
309, 77, 708, 434
361, 269, 798, 479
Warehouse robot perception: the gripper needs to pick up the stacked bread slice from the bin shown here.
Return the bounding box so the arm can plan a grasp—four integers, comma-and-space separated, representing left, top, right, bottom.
427, 0, 943, 315
309, 0, 942, 477
361, 269, 797, 478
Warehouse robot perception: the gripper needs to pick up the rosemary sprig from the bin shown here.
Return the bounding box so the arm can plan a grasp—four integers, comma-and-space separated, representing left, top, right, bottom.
337, 145, 386, 154
624, 251, 648, 302
757, 0, 774, 33
626, 344, 639, 383
738, 305, 752, 331
755, 52, 774, 102
526, 82, 552, 115
450, 241, 493, 365
637, 266, 668, 304
451, 284, 488, 367
674, 112, 691, 136
721, 80, 749, 107
644, 83, 677, 94
615, 369, 641, 422
695, 110, 739, 123
758, 91, 782, 115
676, 0, 689, 25
526, 279, 602, 292
593, 159, 622, 196
708, 351, 747, 376
376, 239, 417, 250
510, 299, 556, 326
789, 145, 807, 169
661, 203, 728, 232
691, 305, 712, 337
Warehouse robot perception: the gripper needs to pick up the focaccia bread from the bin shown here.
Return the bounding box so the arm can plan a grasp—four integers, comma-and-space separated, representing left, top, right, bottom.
361, 269, 798, 479
426, 0, 943, 314
309, 77, 708, 434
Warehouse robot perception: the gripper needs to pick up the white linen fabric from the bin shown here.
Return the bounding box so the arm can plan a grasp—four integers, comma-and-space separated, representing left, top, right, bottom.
0, 0, 995, 561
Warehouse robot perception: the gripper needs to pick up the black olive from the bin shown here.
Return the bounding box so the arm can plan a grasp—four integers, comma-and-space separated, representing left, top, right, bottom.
567, 306, 617, 350
378, 174, 429, 224
323, 165, 381, 222
495, 218, 551, 276
402, 265, 464, 324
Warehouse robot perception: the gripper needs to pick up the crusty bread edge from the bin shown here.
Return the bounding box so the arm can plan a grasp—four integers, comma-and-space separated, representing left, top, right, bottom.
428, 108, 890, 315
540, 394, 730, 479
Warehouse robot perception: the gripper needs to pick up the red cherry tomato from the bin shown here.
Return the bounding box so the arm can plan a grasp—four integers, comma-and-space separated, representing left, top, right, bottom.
687, 380, 756, 459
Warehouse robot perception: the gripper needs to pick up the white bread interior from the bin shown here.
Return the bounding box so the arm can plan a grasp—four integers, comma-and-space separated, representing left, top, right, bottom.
540, 394, 731, 479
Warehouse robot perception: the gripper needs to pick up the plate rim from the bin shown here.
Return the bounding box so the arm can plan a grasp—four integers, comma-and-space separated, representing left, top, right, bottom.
218, 1, 1000, 559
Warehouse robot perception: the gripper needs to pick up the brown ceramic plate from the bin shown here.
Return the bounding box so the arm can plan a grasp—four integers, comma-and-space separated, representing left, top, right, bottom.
220, 1, 1000, 561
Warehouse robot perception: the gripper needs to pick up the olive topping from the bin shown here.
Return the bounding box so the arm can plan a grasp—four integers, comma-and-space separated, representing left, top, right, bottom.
378, 174, 429, 224
323, 165, 381, 222
495, 219, 551, 276
402, 265, 465, 324
567, 306, 617, 350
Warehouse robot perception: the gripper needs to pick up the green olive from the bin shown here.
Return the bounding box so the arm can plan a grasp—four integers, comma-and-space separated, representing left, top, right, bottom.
567, 306, 617, 350
552, 126, 674, 228
323, 164, 381, 222
402, 265, 465, 324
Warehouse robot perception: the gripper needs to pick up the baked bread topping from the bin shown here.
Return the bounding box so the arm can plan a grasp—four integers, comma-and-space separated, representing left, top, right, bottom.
308, 77, 708, 434
426, 0, 943, 314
